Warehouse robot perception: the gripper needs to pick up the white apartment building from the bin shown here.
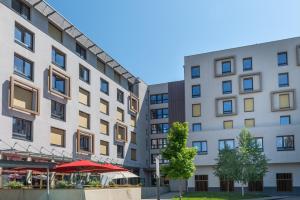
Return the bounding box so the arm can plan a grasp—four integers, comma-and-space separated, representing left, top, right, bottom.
0, 0, 299, 194
184, 38, 300, 193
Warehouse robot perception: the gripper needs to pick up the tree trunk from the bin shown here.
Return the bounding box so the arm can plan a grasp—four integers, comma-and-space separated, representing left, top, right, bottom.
227, 181, 229, 193
241, 184, 244, 196
178, 180, 182, 200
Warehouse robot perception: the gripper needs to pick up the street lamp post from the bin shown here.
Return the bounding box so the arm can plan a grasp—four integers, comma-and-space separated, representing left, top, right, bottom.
155, 156, 160, 200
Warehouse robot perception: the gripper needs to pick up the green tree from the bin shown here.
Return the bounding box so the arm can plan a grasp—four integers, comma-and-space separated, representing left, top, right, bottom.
161, 122, 197, 200
213, 147, 239, 192
236, 129, 268, 196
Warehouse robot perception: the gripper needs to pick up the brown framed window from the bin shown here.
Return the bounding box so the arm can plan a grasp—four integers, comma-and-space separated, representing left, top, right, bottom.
277, 173, 292, 192
117, 89, 124, 103
131, 148, 137, 161
115, 123, 127, 142
131, 132, 136, 144
48, 65, 71, 99
279, 94, 290, 109
100, 140, 109, 156
50, 127, 65, 147
48, 23, 62, 43
9, 76, 39, 115
116, 107, 124, 122
79, 87, 90, 106
77, 130, 94, 154
129, 93, 139, 113
195, 175, 208, 192
79, 111, 90, 129
130, 115, 136, 127
100, 119, 109, 135
12, 117, 32, 141
192, 104, 201, 117
244, 98, 254, 112
100, 99, 109, 115
223, 120, 233, 129
245, 118, 255, 128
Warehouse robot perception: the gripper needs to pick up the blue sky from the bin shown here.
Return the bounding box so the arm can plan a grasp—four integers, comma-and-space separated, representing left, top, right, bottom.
45, 0, 300, 84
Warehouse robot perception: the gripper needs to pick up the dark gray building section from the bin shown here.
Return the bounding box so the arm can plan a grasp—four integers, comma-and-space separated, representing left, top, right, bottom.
168, 80, 185, 125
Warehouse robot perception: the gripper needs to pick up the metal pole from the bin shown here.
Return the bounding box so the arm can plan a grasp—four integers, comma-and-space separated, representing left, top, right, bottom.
155, 156, 160, 200
47, 168, 50, 200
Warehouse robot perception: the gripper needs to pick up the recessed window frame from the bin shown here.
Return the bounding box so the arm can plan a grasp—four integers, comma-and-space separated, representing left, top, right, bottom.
117, 144, 124, 158
50, 127, 65, 148
245, 118, 255, 128
14, 23, 34, 51
131, 132, 137, 144
76, 129, 94, 154
48, 65, 71, 99
280, 115, 291, 126
52, 47, 66, 70
191, 66, 200, 79
192, 85, 201, 98
100, 119, 109, 135
223, 120, 233, 129
79, 65, 90, 84
48, 22, 63, 43
51, 100, 65, 121
131, 148, 137, 161
9, 76, 40, 115
100, 78, 109, 95
115, 122, 128, 143
100, 98, 109, 115
12, 0, 31, 20
117, 89, 124, 103
244, 98, 254, 112
12, 117, 32, 141
276, 135, 294, 151
14, 53, 34, 81
117, 107, 124, 122
79, 87, 90, 106
76, 43, 87, 60
223, 100, 233, 114
278, 73, 289, 87
219, 139, 235, 150
251, 137, 263, 151
243, 77, 253, 92
192, 141, 208, 155
222, 61, 232, 75
278, 52, 288, 66
222, 80, 232, 94
79, 111, 90, 129
129, 93, 139, 113
192, 123, 202, 132
243, 57, 253, 71
100, 140, 109, 156
192, 104, 201, 117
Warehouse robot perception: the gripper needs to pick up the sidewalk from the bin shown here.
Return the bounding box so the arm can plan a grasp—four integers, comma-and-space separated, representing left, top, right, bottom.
142, 192, 177, 200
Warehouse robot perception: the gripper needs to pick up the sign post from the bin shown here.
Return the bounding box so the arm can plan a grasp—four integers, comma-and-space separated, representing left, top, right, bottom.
155, 156, 160, 200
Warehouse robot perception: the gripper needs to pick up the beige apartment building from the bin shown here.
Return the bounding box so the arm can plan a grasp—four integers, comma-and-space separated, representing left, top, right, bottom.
0, 0, 299, 194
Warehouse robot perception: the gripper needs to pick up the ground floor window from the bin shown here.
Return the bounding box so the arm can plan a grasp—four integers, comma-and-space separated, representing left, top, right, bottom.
220, 179, 234, 192
195, 175, 208, 191
248, 180, 263, 192
277, 173, 292, 192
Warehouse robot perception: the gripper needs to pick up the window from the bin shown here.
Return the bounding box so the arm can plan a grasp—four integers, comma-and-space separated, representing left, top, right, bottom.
244, 98, 254, 112
195, 175, 208, 192
131, 148, 137, 161
151, 123, 169, 134
222, 61, 231, 74
100, 79, 109, 95
223, 100, 232, 114
50, 127, 65, 147
191, 66, 200, 79
243, 57, 252, 71
51, 100, 65, 121
279, 94, 290, 109
15, 24, 33, 50
10, 77, 39, 115
131, 132, 137, 144
151, 108, 168, 119
192, 123, 202, 132
76, 43, 86, 60
77, 130, 94, 154
129, 94, 139, 113
100, 99, 109, 115
114, 72, 121, 84
130, 115, 136, 127
278, 73, 289, 87
150, 93, 168, 104
251, 137, 263, 151
12, 117, 32, 141
49, 66, 71, 99
79, 111, 90, 129
192, 141, 207, 155
12, 0, 30, 20
100, 120, 109, 135
100, 140, 109, 156
151, 138, 167, 149
276, 135, 294, 151
79, 88, 90, 106
222, 80, 232, 94
117, 107, 124, 122
243, 77, 253, 92
280, 115, 291, 126
52, 48, 65, 69
219, 139, 235, 150
79, 65, 90, 84
151, 154, 168, 164
277, 173, 293, 192
245, 118, 255, 128
48, 23, 62, 43
278, 52, 288, 66
117, 89, 124, 103
192, 85, 201, 98
223, 120, 233, 129
115, 123, 127, 142
14, 54, 33, 80
97, 59, 106, 74
117, 145, 124, 158
192, 104, 201, 117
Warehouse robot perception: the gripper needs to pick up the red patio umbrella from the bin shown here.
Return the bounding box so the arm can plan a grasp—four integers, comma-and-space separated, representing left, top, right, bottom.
101, 163, 127, 172
53, 160, 108, 173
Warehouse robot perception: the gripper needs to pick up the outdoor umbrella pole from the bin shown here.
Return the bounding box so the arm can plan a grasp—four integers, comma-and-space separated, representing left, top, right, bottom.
47, 168, 50, 200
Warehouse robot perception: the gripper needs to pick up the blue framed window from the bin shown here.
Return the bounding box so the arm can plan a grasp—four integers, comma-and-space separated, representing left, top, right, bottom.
14, 54, 33, 81
278, 52, 288, 66
278, 73, 289, 87
276, 135, 294, 151
251, 137, 263, 151
222, 80, 232, 94
192, 123, 202, 132
151, 108, 168, 119
12, 0, 30, 20
280, 115, 291, 126
150, 94, 168, 104
52, 74, 65, 94
192, 141, 207, 155
223, 100, 232, 114
76, 43, 87, 60
192, 85, 201, 98
219, 139, 235, 150
222, 61, 231, 74
52, 48, 65, 69
243, 77, 253, 92
100, 79, 109, 95
243, 57, 252, 71
191, 66, 200, 79
15, 24, 33, 50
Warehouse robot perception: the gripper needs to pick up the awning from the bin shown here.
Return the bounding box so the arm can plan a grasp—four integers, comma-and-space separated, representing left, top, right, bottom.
102, 171, 138, 179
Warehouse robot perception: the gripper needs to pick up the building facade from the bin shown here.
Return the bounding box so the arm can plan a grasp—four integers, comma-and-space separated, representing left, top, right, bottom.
184, 38, 300, 193
0, 0, 299, 194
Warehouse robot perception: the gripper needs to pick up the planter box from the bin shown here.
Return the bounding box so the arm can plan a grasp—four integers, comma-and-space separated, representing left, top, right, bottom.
0, 187, 141, 200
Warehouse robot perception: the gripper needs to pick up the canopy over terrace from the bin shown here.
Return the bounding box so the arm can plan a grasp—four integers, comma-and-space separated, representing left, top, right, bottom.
22, 0, 139, 84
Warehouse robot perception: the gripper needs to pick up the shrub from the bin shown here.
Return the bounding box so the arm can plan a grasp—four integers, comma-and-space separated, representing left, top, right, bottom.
56, 180, 73, 189
87, 180, 101, 188
5, 181, 24, 189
